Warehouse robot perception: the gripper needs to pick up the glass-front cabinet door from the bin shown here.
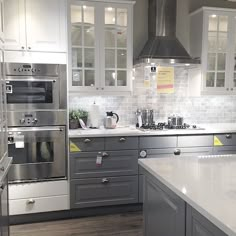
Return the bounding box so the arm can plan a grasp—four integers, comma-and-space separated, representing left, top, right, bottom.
70, 2, 99, 91
69, 1, 133, 93
101, 4, 132, 92
203, 11, 231, 93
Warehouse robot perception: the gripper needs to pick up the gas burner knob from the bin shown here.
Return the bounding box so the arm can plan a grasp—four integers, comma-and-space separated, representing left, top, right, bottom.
31, 68, 37, 73
20, 118, 25, 124
18, 68, 23, 72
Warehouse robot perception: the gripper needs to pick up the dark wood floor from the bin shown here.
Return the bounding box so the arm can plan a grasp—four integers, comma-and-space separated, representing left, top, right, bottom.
10, 212, 143, 236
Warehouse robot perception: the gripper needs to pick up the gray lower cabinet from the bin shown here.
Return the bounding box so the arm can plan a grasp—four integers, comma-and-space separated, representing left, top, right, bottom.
178, 135, 213, 147
70, 150, 138, 178
186, 205, 227, 236
214, 146, 236, 155
144, 173, 185, 236
70, 176, 138, 208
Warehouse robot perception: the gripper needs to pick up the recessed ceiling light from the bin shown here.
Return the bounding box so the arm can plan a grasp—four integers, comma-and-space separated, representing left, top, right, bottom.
211, 14, 217, 18
170, 59, 175, 64
83, 5, 87, 9
107, 7, 113, 11
185, 63, 190, 66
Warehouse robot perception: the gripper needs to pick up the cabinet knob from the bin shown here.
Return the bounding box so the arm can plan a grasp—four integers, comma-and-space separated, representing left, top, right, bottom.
226, 88, 229, 91
226, 134, 232, 139
21, 46, 25, 49
96, 88, 99, 90
231, 88, 234, 91
102, 178, 109, 184
28, 47, 31, 50
26, 199, 35, 205
84, 138, 91, 143
119, 137, 126, 142
101, 88, 104, 90
174, 149, 181, 156
0, 166, 4, 172
102, 152, 109, 157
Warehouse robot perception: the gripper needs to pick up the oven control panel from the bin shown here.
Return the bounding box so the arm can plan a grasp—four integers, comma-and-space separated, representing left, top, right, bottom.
20, 113, 38, 126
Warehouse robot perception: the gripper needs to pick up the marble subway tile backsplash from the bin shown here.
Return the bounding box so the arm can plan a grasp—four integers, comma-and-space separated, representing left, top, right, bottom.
69, 66, 236, 126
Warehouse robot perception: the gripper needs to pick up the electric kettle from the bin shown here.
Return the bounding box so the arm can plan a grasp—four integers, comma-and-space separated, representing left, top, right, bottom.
104, 111, 119, 129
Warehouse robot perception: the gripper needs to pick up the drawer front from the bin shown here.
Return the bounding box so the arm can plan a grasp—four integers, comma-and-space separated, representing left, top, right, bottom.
213, 146, 236, 155
70, 176, 138, 208
139, 175, 144, 203
105, 137, 138, 150
178, 135, 213, 147
214, 134, 236, 146
9, 195, 69, 215
139, 136, 177, 149
70, 150, 138, 179
9, 180, 68, 200
70, 138, 105, 152
178, 147, 213, 157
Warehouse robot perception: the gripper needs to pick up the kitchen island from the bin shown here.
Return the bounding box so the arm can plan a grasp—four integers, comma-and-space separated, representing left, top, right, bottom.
139, 155, 236, 236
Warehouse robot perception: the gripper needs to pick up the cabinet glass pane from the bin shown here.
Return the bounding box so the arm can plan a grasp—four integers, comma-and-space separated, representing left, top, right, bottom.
217, 53, 226, 70
208, 32, 217, 52
218, 33, 227, 52
105, 7, 115, 25
83, 6, 94, 24
84, 26, 95, 47
71, 25, 82, 46
84, 48, 95, 68
105, 70, 116, 86
117, 8, 127, 27
71, 6, 82, 24
206, 72, 215, 87
117, 49, 127, 68
72, 70, 83, 86
208, 15, 218, 31
216, 72, 225, 87
84, 70, 95, 86
207, 53, 216, 70
105, 28, 115, 47
117, 71, 127, 86
117, 28, 127, 48
105, 49, 115, 68
219, 16, 228, 32
72, 48, 82, 68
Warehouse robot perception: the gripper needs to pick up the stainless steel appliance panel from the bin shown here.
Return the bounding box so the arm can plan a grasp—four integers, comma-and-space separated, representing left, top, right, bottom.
7, 110, 66, 127
8, 126, 66, 182
5, 64, 66, 111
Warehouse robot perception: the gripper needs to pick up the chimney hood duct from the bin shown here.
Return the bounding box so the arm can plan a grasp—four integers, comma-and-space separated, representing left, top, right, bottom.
134, 0, 200, 65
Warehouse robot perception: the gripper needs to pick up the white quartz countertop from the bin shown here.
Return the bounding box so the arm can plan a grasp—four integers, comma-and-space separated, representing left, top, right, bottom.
139, 156, 236, 236
69, 123, 236, 138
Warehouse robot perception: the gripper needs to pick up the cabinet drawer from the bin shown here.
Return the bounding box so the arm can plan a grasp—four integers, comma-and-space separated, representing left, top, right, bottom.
213, 146, 236, 155
105, 137, 138, 150
178, 147, 213, 157
70, 150, 138, 179
139, 136, 177, 149
214, 134, 236, 146
70, 176, 138, 208
70, 138, 105, 152
9, 195, 69, 215
178, 135, 213, 147
9, 180, 68, 200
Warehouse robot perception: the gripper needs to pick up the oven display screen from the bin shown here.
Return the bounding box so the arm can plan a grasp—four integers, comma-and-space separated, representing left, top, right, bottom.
23, 65, 31, 68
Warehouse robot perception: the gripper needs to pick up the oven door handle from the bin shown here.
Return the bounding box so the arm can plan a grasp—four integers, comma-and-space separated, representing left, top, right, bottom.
6, 78, 57, 83
8, 127, 64, 133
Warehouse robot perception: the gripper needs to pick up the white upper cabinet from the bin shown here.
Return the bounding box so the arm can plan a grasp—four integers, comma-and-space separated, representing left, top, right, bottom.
190, 8, 236, 95
4, 0, 67, 53
69, 0, 134, 94
4, 0, 25, 50
0, 0, 4, 43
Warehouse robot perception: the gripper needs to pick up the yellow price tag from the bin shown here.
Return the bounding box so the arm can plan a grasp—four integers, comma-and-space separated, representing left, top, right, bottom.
214, 136, 223, 146
70, 141, 81, 152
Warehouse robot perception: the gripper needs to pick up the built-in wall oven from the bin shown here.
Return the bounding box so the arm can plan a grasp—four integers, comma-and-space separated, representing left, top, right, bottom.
6, 63, 67, 183
5, 63, 66, 111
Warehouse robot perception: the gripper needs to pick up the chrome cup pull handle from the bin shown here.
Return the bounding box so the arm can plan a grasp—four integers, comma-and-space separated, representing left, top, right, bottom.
102, 152, 109, 158
84, 138, 91, 143
119, 137, 126, 142
27, 199, 35, 205
226, 134, 232, 139
102, 178, 109, 184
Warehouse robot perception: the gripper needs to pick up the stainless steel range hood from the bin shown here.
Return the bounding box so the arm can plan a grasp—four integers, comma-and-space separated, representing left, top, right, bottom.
134, 0, 200, 66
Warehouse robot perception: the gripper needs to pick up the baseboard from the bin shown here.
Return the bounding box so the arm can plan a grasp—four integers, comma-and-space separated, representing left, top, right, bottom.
10, 203, 143, 225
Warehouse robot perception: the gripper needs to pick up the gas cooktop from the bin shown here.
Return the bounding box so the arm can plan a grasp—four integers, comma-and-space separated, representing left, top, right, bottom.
139, 123, 205, 131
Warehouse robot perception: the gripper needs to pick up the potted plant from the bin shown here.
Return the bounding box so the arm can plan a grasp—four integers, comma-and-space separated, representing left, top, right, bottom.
77, 109, 88, 128
69, 110, 79, 129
